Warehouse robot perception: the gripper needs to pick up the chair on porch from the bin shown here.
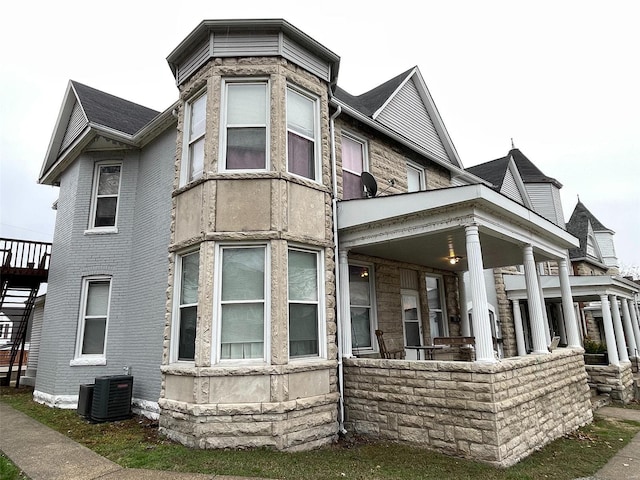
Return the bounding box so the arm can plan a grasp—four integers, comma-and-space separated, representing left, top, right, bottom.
375, 330, 406, 359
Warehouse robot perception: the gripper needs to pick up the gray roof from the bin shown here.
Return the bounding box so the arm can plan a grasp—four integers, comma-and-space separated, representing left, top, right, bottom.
566, 200, 609, 260
466, 148, 563, 189
71, 81, 160, 135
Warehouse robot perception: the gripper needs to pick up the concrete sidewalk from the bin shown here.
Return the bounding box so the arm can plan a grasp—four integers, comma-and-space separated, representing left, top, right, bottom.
0, 402, 273, 480
1, 401, 639, 480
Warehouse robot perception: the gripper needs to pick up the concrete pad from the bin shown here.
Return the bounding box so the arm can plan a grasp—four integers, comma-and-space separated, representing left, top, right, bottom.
595, 406, 640, 423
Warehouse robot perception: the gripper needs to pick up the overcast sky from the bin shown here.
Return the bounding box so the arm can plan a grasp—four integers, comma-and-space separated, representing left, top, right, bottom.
1, 0, 638, 269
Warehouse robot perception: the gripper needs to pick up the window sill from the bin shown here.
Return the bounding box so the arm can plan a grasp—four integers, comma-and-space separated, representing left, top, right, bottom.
70, 357, 107, 366
84, 227, 118, 235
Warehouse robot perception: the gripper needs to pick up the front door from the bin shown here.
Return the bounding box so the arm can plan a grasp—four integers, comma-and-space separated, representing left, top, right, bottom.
402, 289, 423, 360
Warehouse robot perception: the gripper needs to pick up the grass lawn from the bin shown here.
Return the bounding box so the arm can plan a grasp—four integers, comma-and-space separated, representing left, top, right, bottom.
1, 386, 639, 480
0, 454, 28, 480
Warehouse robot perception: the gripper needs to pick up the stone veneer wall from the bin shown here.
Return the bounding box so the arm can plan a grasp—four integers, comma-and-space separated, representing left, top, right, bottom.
585, 362, 635, 403
343, 349, 592, 467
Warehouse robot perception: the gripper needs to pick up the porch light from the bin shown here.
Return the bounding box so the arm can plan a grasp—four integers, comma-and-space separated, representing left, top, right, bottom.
448, 255, 462, 265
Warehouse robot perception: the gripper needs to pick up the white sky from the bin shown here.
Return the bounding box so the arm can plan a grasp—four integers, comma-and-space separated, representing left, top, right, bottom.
1, 0, 638, 268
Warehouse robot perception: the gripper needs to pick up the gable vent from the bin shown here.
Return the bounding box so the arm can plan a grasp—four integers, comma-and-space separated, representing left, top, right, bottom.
59, 101, 88, 154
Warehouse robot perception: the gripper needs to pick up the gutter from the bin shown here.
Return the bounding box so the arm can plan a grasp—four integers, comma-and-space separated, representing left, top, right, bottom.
329, 100, 347, 435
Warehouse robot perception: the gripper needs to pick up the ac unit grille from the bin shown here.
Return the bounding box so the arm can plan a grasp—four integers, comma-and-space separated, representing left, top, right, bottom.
90, 375, 133, 422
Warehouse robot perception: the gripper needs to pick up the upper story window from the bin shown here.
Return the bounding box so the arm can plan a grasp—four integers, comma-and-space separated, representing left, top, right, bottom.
89, 162, 121, 231
73, 276, 111, 363
341, 134, 367, 200
216, 244, 268, 362
183, 92, 207, 183
221, 80, 268, 171
173, 250, 199, 362
288, 248, 324, 359
406, 162, 425, 192
287, 86, 319, 181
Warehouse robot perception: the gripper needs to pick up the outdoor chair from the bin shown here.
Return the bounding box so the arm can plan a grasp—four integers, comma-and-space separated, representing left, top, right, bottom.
375, 330, 406, 359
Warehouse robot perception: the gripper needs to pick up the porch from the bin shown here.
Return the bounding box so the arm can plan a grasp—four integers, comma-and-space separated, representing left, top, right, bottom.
343, 349, 593, 467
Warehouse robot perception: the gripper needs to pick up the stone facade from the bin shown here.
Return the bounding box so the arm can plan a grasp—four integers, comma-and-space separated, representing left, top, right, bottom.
585, 362, 635, 403
343, 350, 592, 467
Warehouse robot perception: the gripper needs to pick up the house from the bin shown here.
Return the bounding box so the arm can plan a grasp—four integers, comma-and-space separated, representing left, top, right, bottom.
35, 18, 614, 466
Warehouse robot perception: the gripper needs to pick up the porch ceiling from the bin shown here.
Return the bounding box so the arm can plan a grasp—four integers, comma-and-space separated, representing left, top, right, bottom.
504, 274, 640, 302
337, 184, 578, 272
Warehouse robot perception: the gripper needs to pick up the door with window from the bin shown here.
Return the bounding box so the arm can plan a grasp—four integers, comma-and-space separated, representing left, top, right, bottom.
402, 290, 423, 360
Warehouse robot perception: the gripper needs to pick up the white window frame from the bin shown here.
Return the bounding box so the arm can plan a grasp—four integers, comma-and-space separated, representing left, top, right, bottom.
170, 249, 200, 363
406, 161, 425, 192
287, 246, 326, 360
341, 132, 369, 200
212, 243, 271, 365
180, 90, 207, 186
349, 261, 377, 354
426, 274, 449, 339
219, 79, 270, 173
71, 276, 111, 366
286, 84, 321, 182
87, 161, 122, 234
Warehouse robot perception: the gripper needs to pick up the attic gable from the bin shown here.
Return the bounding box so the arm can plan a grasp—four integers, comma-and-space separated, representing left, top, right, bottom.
566, 201, 611, 263
334, 67, 462, 168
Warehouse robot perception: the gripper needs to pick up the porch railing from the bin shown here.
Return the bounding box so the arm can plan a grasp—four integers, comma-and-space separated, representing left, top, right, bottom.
0, 238, 52, 271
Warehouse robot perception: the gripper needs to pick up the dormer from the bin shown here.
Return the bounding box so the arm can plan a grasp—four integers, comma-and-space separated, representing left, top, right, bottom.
566, 200, 618, 271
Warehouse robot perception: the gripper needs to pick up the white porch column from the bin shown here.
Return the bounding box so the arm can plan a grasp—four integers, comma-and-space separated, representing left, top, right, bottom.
559, 258, 582, 348
554, 303, 567, 345
512, 299, 527, 356
600, 294, 620, 366
628, 298, 640, 358
621, 299, 639, 359
465, 225, 495, 362
536, 266, 552, 346
458, 272, 471, 337
523, 245, 548, 354
610, 295, 629, 363
338, 249, 352, 358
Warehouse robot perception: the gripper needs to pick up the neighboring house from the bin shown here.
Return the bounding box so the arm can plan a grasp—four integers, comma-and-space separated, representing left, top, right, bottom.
0, 313, 12, 346
37, 18, 633, 466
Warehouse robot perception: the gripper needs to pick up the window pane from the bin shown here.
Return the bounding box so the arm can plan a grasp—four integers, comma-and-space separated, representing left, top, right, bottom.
86, 282, 109, 316
288, 250, 317, 302
189, 137, 204, 179
190, 94, 206, 139
180, 253, 199, 305
221, 248, 265, 301
287, 89, 314, 138
221, 303, 264, 359
342, 137, 363, 173
407, 166, 422, 192
351, 307, 371, 348
289, 303, 318, 356
405, 322, 421, 346
227, 84, 266, 125
226, 127, 266, 169
97, 166, 120, 195
430, 311, 444, 337
343, 171, 363, 200
82, 318, 106, 354
349, 266, 371, 305
403, 295, 418, 321
287, 132, 314, 179
178, 305, 197, 361
426, 276, 441, 309
94, 197, 117, 227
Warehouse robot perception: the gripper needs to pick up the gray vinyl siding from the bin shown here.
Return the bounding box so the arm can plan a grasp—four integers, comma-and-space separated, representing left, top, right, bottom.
175, 32, 331, 85
525, 183, 564, 227
36, 129, 174, 403
59, 101, 88, 154
27, 298, 45, 372
376, 78, 450, 163
500, 168, 525, 205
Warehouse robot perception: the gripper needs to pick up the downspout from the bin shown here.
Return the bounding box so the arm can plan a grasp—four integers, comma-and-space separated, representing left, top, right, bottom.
329, 101, 346, 434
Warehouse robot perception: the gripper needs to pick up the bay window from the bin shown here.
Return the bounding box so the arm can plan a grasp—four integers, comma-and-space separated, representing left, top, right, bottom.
75, 277, 111, 360
287, 86, 319, 181
90, 162, 121, 229
288, 248, 322, 358
183, 92, 206, 183
174, 251, 199, 361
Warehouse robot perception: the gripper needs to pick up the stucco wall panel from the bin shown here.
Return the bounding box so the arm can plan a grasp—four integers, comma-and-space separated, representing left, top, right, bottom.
215, 179, 271, 232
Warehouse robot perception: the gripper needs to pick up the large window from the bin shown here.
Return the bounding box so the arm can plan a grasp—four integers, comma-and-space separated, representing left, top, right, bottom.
426, 275, 447, 338
218, 245, 267, 361
222, 81, 268, 171
183, 92, 206, 183
287, 86, 319, 181
90, 162, 121, 229
174, 251, 199, 361
349, 264, 375, 350
288, 248, 322, 358
75, 277, 111, 359
406, 162, 425, 192
342, 134, 367, 200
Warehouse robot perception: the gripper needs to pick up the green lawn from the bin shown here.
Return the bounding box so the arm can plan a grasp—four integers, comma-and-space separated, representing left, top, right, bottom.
0, 454, 28, 480
2, 387, 639, 480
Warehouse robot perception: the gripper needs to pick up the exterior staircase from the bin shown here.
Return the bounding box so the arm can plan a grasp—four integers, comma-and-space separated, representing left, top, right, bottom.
0, 238, 51, 387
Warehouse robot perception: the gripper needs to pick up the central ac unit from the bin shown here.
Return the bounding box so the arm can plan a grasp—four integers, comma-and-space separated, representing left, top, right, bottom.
90, 375, 133, 422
